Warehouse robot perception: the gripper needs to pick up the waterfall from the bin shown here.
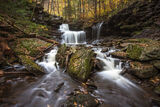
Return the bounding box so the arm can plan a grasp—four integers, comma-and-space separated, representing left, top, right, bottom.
59, 24, 86, 44
92, 22, 103, 40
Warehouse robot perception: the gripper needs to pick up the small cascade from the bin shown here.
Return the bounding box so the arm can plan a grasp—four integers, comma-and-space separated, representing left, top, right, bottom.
92, 22, 103, 40
93, 48, 139, 88
37, 47, 58, 73
59, 24, 86, 44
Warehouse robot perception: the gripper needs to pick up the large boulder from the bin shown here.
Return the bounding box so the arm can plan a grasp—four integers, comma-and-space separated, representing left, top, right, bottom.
68, 47, 95, 82
129, 61, 158, 79
56, 45, 95, 82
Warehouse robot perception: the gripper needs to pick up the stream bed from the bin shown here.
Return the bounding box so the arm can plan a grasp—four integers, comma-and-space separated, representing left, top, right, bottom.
0, 24, 153, 107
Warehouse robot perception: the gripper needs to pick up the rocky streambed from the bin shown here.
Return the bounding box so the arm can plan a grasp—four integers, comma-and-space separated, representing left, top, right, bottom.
1, 37, 160, 107
0, 21, 160, 107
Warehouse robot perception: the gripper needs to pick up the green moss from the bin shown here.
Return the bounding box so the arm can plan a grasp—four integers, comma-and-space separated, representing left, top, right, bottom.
15, 19, 49, 36
120, 24, 137, 30
19, 55, 45, 75
127, 44, 143, 60
12, 38, 52, 57
132, 30, 142, 35
68, 48, 94, 81
0, 0, 49, 37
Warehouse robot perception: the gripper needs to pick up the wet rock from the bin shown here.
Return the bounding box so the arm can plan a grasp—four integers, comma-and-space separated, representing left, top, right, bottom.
93, 59, 104, 71
101, 48, 109, 52
129, 61, 158, 79
154, 85, 160, 95
63, 93, 99, 107
111, 51, 127, 59
54, 82, 64, 93
152, 60, 160, 70
56, 44, 69, 68
68, 47, 95, 82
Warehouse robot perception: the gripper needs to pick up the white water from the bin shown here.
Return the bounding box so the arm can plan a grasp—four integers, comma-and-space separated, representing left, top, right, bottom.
92, 22, 103, 40
59, 24, 86, 44
93, 48, 140, 89
37, 47, 58, 73
15, 47, 79, 107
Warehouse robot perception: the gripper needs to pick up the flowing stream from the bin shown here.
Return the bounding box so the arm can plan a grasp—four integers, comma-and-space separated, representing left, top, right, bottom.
3, 24, 152, 107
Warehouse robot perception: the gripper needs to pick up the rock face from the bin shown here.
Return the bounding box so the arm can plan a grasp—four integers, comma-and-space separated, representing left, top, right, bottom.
101, 0, 160, 40
68, 48, 95, 82
56, 45, 95, 82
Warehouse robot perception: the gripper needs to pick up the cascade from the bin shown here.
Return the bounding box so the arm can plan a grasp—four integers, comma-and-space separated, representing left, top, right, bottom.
93, 48, 139, 88
92, 22, 103, 40
59, 24, 86, 44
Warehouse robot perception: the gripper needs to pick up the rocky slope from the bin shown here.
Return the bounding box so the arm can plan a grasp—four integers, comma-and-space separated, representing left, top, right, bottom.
0, 0, 61, 76
101, 0, 160, 40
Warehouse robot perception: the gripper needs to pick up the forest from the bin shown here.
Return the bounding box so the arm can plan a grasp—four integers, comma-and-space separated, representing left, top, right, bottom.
0, 0, 160, 107
33, 0, 136, 21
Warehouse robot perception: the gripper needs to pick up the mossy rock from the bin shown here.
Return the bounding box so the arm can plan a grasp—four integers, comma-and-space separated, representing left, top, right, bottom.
18, 55, 45, 76
68, 47, 95, 82
63, 93, 99, 107
11, 38, 52, 57
130, 61, 158, 79
126, 39, 160, 61
127, 44, 143, 60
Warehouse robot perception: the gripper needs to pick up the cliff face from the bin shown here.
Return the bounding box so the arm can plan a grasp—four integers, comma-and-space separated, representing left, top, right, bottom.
102, 0, 160, 40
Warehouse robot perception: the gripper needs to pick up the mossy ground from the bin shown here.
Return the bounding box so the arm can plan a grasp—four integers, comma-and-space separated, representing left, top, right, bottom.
11, 38, 52, 58
0, 0, 49, 37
